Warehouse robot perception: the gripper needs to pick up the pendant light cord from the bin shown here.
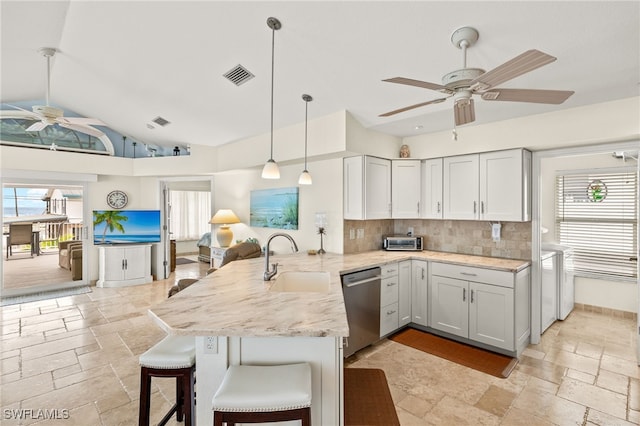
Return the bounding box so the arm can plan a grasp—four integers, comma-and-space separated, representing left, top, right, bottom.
270, 25, 275, 160
304, 100, 308, 170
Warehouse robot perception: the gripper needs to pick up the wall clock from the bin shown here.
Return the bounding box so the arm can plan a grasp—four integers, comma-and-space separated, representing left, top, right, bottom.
106, 190, 128, 209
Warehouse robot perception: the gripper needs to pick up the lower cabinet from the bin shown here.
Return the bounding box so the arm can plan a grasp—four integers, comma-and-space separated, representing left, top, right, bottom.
429, 262, 530, 353
380, 263, 399, 337
97, 244, 153, 288
411, 260, 428, 327
398, 261, 412, 327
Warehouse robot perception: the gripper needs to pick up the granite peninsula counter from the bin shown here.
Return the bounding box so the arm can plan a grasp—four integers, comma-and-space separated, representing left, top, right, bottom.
147, 249, 530, 425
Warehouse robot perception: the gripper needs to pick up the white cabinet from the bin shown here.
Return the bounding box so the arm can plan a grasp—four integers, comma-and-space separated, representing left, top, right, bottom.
429, 262, 530, 353
443, 149, 531, 221
343, 156, 391, 220
411, 260, 428, 327
392, 160, 421, 218
421, 158, 443, 219
479, 149, 531, 221
380, 263, 399, 337
97, 244, 153, 288
398, 260, 412, 327
443, 154, 479, 220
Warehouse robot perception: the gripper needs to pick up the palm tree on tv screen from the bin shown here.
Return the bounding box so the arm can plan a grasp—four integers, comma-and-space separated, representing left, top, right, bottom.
93, 211, 128, 243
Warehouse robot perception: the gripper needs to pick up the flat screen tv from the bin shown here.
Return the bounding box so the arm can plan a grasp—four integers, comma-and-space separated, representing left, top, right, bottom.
93, 210, 161, 245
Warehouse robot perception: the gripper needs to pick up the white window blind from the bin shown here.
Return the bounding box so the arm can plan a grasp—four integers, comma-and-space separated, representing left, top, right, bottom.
556, 170, 638, 280
169, 190, 211, 241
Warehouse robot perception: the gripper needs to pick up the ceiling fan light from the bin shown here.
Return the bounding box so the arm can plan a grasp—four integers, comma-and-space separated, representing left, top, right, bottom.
262, 158, 280, 179
298, 170, 312, 185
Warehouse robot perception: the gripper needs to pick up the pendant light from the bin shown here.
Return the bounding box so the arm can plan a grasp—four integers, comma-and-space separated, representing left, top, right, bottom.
298, 94, 313, 185
262, 17, 282, 179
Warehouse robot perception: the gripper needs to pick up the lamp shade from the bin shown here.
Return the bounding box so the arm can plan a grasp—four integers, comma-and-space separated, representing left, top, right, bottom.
209, 209, 240, 225
261, 159, 280, 179
209, 209, 241, 248
298, 170, 312, 185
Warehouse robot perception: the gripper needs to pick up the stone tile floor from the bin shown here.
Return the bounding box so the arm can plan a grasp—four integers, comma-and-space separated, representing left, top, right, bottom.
1, 260, 638, 425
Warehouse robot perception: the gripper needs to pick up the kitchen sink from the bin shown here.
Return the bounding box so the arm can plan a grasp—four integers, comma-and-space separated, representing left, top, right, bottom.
269, 271, 331, 293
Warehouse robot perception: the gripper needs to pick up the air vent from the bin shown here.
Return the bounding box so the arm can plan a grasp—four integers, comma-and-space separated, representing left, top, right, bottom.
223, 64, 255, 86
152, 116, 170, 127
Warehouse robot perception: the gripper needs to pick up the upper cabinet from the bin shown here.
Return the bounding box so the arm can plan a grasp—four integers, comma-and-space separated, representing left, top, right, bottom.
392, 159, 421, 218
443, 149, 531, 222
421, 158, 443, 219
344, 156, 391, 220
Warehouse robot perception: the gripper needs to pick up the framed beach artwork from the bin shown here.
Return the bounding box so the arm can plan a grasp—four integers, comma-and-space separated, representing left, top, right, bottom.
250, 187, 299, 230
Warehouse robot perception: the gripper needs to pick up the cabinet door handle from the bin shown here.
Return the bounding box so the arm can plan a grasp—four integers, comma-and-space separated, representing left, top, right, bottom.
417, 202, 420, 213
386, 282, 396, 287
387, 310, 396, 315
122, 259, 126, 270
481, 201, 485, 214
463, 288, 466, 302
473, 201, 477, 214
437, 201, 441, 213
460, 272, 477, 277
421, 267, 425, 280
470, 289, 475, 303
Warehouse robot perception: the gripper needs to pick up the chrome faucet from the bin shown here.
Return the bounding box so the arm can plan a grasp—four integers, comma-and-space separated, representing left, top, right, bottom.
263, 232, 299, 281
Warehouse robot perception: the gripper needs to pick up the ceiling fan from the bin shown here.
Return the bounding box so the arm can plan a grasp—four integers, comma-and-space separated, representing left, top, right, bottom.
4, 47, 106, 138
380, 26, 574, 126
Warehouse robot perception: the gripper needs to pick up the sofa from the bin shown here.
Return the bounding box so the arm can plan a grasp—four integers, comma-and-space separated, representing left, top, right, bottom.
59, 240, 83, 280
197, 232, 212, 263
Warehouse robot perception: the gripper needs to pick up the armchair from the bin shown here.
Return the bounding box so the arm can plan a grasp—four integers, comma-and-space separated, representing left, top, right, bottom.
59, 240, 82, 271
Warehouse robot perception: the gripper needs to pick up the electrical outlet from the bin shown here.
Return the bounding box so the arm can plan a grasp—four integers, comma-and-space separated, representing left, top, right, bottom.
407, 226, 414, 236
357, 229, 364, 239
349, 229, 355, 240
204, 336, 218, 354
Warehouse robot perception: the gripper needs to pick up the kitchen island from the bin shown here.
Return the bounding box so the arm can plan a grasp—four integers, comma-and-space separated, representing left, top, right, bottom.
148, 250, 530, 425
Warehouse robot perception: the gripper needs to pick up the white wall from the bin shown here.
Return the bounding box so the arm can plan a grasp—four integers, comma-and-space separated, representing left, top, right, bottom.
213, 157, 344, 255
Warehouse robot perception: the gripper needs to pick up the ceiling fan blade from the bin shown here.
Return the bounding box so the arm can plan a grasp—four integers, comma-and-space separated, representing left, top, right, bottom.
62, 117, 106, 126
379, 97, 449, 117
481, 88, 574, 104
26, 121, 49, 132
454, 98, 475, 126
0, 109, 40, 120
470, 50, 557, 91
58, 121, 105, 138
383, 77, 452, 94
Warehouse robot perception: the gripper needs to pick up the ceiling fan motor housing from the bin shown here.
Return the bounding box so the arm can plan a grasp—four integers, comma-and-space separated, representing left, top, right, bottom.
442, 68, 485, 90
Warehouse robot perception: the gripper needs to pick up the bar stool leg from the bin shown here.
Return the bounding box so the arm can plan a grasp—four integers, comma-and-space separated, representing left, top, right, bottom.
182, 367, 195, 426
138, 367, 152, 426
175, 375, 184, 422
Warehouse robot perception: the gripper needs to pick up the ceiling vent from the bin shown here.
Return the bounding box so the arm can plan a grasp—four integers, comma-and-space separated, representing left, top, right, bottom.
152, 116, 170, 127
223, 64, 255, 86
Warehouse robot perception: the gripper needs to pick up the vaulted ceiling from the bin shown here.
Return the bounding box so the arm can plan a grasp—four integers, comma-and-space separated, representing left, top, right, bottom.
2, 1, 638, 151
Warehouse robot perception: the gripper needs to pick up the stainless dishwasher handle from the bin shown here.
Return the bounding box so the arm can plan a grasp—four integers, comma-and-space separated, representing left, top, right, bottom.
344, 275, 382, 287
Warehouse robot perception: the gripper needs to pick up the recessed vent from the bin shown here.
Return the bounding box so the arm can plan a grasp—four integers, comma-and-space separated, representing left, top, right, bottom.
223, 64, 255, 86
152, 116, 170, 127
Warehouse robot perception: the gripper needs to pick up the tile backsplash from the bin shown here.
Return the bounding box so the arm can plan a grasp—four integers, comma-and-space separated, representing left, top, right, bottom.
344, 219, 531, 260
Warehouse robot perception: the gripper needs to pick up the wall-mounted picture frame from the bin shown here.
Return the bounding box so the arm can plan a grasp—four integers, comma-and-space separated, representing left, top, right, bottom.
250, 187, 299, 229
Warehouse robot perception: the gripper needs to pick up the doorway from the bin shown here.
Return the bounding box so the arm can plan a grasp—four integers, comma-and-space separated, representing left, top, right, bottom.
1, 180, 89, 297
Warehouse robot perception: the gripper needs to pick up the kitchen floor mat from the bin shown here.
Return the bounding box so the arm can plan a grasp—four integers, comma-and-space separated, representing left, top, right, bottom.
389, 328, 518, 378
344, 367, 400, 426
175, 257, 196, 265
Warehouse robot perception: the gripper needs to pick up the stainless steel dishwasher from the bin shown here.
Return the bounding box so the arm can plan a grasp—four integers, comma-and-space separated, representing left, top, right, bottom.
341, 267, 381, 357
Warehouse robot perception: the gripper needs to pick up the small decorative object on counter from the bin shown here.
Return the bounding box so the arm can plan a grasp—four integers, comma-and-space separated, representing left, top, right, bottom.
315, 212, 327, 254
399, 144, 410, 158
173, 146, 180, 156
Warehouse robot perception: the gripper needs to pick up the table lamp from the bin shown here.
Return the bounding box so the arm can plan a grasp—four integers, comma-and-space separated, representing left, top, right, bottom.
209, 209, 241, 247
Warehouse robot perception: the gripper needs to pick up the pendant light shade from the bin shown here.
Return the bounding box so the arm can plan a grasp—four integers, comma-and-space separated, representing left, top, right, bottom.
262, 17, 282, 180
298, 94, 313, 185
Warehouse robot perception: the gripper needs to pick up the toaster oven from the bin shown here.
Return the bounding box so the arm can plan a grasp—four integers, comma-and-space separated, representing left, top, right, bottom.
383, 235, 424, 251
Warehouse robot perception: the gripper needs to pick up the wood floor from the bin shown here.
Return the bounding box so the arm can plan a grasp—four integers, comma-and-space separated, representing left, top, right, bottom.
3, 247, 72, 291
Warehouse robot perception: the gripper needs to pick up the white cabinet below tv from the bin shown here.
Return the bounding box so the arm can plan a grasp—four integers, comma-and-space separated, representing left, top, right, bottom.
97, 244, 153, 288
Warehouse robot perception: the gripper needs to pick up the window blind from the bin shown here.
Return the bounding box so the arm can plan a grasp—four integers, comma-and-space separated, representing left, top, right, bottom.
556, 170, 638, 280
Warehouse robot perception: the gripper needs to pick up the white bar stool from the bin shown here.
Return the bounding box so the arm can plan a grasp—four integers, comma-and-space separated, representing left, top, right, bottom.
212, 363, 312, 426
139, 335, 196, 426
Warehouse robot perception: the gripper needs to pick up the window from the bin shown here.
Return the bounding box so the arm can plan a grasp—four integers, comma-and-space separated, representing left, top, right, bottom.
556, 169, 638, 280
169, 190, 211, 241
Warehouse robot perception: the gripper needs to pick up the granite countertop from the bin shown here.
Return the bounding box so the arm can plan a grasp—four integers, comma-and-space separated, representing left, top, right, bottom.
147, 250, 530, 338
